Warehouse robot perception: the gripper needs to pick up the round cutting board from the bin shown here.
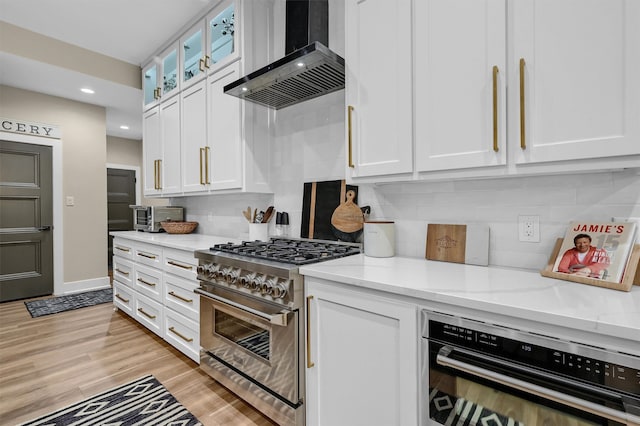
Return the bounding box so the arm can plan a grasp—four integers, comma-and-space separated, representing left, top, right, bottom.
331, 190, 364, 233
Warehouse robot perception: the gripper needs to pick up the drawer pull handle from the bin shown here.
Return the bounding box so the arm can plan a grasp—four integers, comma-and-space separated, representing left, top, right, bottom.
115, 246, 130, 253
137, 253, 157, 260
137, 308, 156, 319
168, 291, 193, 303
137, 278, 156, 287
115, 294, 129, 303
169, 326, 194, 342
492, 65, 499, 152
168, 261, 193, 270
115, 268, 129, 276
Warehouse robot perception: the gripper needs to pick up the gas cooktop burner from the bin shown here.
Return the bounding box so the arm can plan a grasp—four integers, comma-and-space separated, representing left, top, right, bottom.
210, 238, 361, 265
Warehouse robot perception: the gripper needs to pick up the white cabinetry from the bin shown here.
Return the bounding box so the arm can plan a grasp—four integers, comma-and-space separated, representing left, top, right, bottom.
305, 277, 418, 426
112, 237, 200, 363
344, 0, 412, 179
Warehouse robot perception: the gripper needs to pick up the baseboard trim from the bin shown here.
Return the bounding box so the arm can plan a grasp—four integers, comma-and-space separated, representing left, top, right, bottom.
58, 276, 111, 296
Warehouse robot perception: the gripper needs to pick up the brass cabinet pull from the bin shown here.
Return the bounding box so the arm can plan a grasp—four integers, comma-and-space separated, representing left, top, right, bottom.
519, 58, 526, 150
204, 146, 210, 184
115, 294, 129, 303
169, 326, 194, 342
157, 159, 162, 189
306, 295, 315, 368
167, 260, 193, 270
115, 246, 130, 253
137, 277, 156, 287
205, 55, 211, 69
137, 308, 156, 319
199, 58, 206, 72
168, 291, 193, 303
492, 66, 499, 152
347, 106, 355, 168
154, 160, 158, 189
199, 148, 205, 185
137, 252, 157, 260
115, 268, 129, 276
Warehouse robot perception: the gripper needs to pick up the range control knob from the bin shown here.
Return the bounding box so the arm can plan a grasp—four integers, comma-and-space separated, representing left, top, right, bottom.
240, 272, 255, 288
272, 280, 288, 299
250, 275, 265, 292
225, 268, 239, 285
208, 264, 221, 280
196, 264, 206, 276
260, 277, 278, 296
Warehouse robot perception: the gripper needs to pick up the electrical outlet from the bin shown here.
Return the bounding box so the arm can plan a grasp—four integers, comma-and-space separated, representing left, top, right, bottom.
518, 215, 540, 242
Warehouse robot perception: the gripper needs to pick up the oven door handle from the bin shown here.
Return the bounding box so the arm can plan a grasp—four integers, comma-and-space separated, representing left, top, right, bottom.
195, 288, 290, 326
437, 346, 640, 425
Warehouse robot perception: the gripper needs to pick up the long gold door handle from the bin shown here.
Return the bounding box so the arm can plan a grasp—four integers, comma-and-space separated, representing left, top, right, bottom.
347, 105, 355, 168
154, 160, 158, 189
199, 148, 205, 185
204, 146, 210, 184
168, 291, 193, 303
306, 295, 315, 368
519, 58, 526, 150
157, 159, 162, 189
169, 326, 194, 342
492, 66, 499, 152
138, 308, 156, 319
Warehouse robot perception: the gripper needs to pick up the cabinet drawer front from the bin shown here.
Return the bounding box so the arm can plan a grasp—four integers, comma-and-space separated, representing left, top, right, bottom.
134, 263, 163, 302
163, 248, 197, 281
112, 257, 134, 287
164, 274, 199, 321
113, 281, 135, 316
113, 239, 135, 261
164, 310, 199, 363
134, 293, 164, 337
134, 242, 163, 268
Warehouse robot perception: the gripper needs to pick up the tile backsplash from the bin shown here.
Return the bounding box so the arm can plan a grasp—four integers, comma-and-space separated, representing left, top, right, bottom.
174, 92, 640, 272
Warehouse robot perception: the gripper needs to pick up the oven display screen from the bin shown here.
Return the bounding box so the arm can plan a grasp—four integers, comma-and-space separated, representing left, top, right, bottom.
214, 310, 270, 360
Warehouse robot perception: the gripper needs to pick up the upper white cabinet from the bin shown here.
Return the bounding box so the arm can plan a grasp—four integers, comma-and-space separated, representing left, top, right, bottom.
143, 42, 180, 111
414, 0, 507, 173
344, 0, 413, 179
180, 21, 207, 88
509, 0, 640, 166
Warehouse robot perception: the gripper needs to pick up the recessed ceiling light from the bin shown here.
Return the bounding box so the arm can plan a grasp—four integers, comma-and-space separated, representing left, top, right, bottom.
242, 87, 248, 92
297, 62, 304, 67
80, 88, 95, 94
120, 125, 129, 130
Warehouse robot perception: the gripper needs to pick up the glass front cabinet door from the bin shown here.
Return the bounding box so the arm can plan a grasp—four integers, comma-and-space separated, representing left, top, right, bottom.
207, 1, 239, 72
181, 23, 206, 88
142, 61, 160, 110
161, 42, 179, 100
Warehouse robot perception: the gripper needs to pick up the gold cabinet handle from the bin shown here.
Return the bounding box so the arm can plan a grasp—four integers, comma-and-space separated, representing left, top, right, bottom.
137, 308, 156, 319
168, 291, 193, 303
199, 148, 205, 185
169, 326, 193, 342
115, 294, 129, 303
492, 66, 499, 152
137, 252, 157, 260
347, 106, 355, 168
137, 277, 156, 287
168, 260, 193, 270
115, 246, 130, 253
115, 268, 129, 276
204, 146, 210, 184
205, 55, 211, 69
199, 58, 206, 72
306, 295, 315, 368
519, 58, 526, 150
157, 159, 162, 189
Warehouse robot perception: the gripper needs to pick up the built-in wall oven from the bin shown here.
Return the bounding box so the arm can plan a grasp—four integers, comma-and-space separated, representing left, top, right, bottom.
422, 311, 640, 426
195, 238, 360, 426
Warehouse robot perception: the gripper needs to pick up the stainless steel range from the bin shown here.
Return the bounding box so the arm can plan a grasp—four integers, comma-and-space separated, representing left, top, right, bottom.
195, 238, 360, 426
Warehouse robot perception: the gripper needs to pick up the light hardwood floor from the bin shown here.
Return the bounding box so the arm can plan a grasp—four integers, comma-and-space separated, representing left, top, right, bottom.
0, 296, 277, 426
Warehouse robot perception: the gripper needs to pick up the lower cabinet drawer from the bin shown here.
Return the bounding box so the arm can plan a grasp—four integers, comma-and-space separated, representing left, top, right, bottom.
164, 309, 199, 363
113, 257, 134, 287
134, 293, 164, 338
113, 281, 135, 316
164, 274, 199, 322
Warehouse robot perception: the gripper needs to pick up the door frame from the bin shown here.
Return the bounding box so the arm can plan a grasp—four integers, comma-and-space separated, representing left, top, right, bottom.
0, 130, 63, 295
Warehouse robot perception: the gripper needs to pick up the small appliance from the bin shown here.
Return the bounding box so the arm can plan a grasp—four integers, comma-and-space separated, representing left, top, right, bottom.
130, 205, 184, 233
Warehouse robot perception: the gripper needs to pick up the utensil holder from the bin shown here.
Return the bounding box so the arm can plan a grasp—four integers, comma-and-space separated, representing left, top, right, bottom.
249, 223, 269, 242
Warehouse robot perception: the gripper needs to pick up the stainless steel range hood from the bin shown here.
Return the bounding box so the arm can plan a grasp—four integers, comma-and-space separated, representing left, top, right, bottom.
224, 0, 344, 110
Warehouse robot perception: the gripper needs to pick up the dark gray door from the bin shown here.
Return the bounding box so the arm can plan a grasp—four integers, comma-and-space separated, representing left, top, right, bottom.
107, 168, 135, 267
0, 140, 53, 302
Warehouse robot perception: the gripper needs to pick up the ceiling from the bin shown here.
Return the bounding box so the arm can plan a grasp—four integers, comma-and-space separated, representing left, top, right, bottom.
0, 0, 216, 140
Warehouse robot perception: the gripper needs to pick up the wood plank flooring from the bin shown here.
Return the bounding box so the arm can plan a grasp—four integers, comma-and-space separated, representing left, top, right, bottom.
0, 296, 277, 426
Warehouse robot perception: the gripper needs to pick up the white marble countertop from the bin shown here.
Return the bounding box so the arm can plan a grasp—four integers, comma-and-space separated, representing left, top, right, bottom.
300, 254, 640, 353
110, 231, 240, 252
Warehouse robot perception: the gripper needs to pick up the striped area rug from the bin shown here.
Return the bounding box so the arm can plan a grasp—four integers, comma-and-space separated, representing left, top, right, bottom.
429, 388, 524, 426
21, 375, 202, 426
24, 288, 113, 318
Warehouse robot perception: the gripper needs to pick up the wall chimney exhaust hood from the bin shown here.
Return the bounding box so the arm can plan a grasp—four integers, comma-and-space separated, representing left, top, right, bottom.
223, 0, 344, 110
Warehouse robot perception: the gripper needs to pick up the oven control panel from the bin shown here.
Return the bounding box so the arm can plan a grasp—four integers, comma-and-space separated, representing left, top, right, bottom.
428, 319, 640, 395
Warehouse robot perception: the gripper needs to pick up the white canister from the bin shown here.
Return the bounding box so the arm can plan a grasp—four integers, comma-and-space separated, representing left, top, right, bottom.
364, 221, 395, 257
249, 223, 269, 242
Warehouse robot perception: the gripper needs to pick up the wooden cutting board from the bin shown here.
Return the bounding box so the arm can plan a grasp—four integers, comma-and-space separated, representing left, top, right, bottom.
301, 180, 358, 240
425, 223, 489, 266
